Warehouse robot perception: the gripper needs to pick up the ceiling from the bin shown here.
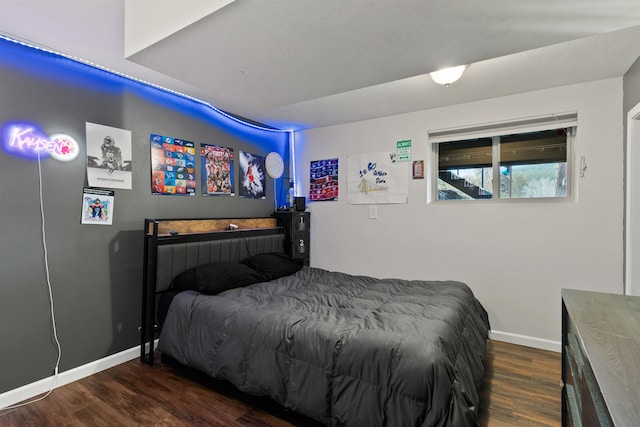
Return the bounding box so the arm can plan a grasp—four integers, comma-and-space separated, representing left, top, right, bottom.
2, 1, 640, 130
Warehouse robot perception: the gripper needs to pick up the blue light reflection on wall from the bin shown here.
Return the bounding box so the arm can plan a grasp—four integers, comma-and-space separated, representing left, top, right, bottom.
0, 34, 293, 206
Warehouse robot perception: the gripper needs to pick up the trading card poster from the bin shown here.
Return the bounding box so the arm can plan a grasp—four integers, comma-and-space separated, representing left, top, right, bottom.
201, 144, 235, 196
150, 134, 196, 196
81, 187, 114, 225
309, 158, 339, 201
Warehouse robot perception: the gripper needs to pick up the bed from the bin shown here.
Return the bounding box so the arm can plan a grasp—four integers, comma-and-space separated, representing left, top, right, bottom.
140, 217, 490, 427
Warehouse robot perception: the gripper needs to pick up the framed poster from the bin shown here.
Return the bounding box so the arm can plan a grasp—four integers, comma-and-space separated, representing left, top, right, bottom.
201, 144, 234, 196
150, 134, 196, 196
238, 151, 266, 199
412, 160, 424, 179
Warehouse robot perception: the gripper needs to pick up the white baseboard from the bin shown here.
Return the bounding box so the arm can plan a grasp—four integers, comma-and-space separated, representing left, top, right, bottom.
0, 340, 157, 410
490, 330, 561, 353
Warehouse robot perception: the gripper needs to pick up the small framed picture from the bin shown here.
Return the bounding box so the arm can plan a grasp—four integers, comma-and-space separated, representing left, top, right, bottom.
412, 160, 424, 179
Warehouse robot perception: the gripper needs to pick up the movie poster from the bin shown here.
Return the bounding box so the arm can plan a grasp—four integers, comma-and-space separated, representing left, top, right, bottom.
309, 158, 339, 201
150, 134, 197, 196
201, 144, 234, 196
86, 122, 132, 189
238, 151, 266, 199
81, 187, 114, 225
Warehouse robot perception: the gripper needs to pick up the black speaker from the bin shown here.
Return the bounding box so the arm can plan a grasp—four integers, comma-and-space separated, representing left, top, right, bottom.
294, 197, 306, 211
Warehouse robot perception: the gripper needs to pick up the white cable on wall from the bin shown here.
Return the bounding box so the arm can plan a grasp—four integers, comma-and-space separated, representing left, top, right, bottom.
0, 152, 62, 412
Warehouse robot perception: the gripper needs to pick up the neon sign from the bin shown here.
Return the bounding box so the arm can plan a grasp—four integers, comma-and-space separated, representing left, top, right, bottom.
1, 122, 80, 161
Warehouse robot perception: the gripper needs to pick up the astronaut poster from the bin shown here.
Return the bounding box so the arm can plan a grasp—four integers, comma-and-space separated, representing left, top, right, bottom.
238, 151, 266, 199
347, 151, 409, 204
201, 144, 235, 196
150, 134, 197, 196
86, 122, 132, 189
81, 187, 114, 225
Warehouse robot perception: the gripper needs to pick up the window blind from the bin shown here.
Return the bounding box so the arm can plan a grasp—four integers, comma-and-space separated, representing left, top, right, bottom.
428, 112, 578, 143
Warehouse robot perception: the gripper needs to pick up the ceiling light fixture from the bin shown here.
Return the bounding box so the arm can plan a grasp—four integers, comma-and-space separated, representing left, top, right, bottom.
430, 65, 467, 87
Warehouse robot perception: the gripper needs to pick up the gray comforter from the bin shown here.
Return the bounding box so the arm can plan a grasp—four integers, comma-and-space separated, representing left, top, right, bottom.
158, 267, 490, 426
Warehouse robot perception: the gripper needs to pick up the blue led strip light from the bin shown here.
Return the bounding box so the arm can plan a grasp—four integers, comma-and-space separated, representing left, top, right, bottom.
0, 33, 289, 134
289, 130, 297, 196
0, 32, 297, 201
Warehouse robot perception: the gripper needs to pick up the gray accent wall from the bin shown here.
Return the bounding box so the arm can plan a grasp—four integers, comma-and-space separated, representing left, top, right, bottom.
0, 39, 289, 393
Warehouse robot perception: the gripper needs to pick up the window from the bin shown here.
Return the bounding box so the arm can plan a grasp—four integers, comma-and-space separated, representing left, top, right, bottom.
430, 113, 576, 201
438, 138, 493, 200
499, 130, 568, 199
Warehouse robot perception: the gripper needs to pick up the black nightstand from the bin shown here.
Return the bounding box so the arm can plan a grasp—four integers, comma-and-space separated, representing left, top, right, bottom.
273, 210, 310, 265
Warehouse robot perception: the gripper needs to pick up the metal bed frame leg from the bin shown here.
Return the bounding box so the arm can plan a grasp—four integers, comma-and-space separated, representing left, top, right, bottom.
140, 219, 158, 365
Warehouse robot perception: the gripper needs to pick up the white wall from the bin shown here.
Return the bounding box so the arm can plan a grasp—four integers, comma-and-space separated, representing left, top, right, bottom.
624, 56, 640, 296
626, 103, 640, 296
296, 78, 624, 351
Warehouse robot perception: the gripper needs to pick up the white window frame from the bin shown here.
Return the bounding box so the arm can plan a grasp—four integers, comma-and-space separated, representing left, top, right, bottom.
427, 112, 577, 203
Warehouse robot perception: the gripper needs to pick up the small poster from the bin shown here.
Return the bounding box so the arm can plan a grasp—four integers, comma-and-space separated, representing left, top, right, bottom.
86, 123, 132, 189
396, 139, 412, 162
81, 187, 114, 225
201, 144, 235, 196
310, 158, 339, 201
412, 160, 424, 179
239, 151, 266, 199
150, 134, 197, 196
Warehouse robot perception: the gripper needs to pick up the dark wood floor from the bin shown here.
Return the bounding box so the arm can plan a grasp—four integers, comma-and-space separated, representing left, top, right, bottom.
478, 341, 561, 426
0, 340, 561, 426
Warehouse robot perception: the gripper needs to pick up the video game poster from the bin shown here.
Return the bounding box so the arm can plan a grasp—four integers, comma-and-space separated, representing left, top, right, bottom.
201, 144, 235, 196
309, 158, 339, 201
150, 134, 196, 196
238, 151, 266, 199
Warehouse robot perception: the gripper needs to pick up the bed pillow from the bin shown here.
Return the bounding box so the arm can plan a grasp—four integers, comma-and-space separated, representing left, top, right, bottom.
170, 261, 269, 295
240, 252, 303, 280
